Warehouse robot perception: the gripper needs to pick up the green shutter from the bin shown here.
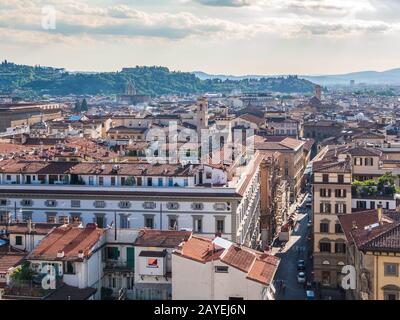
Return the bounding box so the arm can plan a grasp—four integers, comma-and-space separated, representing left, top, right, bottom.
127, 247, 134, 269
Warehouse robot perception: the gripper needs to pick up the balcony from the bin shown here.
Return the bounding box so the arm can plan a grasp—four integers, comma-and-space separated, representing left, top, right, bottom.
104, 260, 134, 272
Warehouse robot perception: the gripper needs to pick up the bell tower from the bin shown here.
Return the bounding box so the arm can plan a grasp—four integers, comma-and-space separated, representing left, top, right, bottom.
196, 97, 208, 137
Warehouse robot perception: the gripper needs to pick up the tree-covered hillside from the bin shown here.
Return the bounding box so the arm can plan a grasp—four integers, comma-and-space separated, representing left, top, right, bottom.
0, 61, 316, 97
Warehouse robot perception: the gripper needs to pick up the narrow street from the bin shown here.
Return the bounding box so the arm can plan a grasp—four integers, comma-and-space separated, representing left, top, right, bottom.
272, 195, 313, 300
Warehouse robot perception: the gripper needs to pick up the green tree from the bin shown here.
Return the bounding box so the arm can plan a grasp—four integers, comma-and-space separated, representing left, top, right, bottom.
74, 100, 81, 112
81, 98, 88, 112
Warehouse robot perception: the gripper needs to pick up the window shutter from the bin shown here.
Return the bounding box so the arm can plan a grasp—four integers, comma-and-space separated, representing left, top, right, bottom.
328, 189, 331, 197
343, 189, 346, 197
320, 203, 323, 213
328, 204, 331, 213
335, 204, 339, 214
343, 204, 347, 214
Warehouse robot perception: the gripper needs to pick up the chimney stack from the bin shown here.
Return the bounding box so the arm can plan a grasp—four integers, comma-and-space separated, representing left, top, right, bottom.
377, 204, 383, 224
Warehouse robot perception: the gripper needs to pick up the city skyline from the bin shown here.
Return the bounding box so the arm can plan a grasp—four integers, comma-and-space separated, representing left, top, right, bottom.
1, 0, 400, 75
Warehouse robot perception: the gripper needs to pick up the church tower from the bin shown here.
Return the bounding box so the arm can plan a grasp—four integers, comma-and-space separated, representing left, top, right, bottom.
196, 97, 208, 138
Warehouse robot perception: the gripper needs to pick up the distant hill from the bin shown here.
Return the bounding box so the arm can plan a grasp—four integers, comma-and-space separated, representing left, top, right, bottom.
302, 68, 400, 85
193, 68, 400, 86
0, 61, 316, 98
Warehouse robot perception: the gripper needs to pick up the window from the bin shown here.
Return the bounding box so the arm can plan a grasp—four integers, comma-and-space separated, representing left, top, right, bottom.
20, 199, 33, 207
99, 177, 104, 186
143, 202, 156, 209
88, 176, 94, 186
335, 189, 346, 198
335, 203, 347, 214
167, 202, 179, 210
168, 178, 173, 187
6, 175, 11, 181
354, 157, 362, 166
168, 216, 178, 230
71, 200, 81, 208
184, 179, 189, 187
47, 215, 56, 224
58, 216, 69, 224
365, 158, 374, 166
119, 201, 131, 209
120, 177, 126, 186
370, 201, 376, 209
126, 277, 134, 290
0, 199, 8, 206
322, 174, 329, 183
95, 215, 105, 228
322, 271, 331, 286
119, 215, 130, 229
320, 203, 331, 213
147, 177, 153, 186
64, 261, 75, 275
320, 222, 329, 233
45, 200, 57, 207
356, 201, 367, 209
137, 177, 142, 186
15, 236, 23, 246
320, 189, 330, 197
215, 266, 229, 273
335, 224, 343, 234
94, 201, 106, 208
107, 247, 120, 260
320, 242, 331, 253
158, 178, 163, 186
383, 285, 400, 300
111, 177, 116, 186
216, 219, 225, 234
145, 216, 154, 229
193, 217, 203, 233
384, 263, 399, 277
335, 243, 346, 253
191, 203, 204, 210
338, 175, 344, 184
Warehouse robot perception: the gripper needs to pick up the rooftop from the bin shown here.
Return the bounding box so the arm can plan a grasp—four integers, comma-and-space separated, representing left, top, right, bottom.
28, 224, 104, 262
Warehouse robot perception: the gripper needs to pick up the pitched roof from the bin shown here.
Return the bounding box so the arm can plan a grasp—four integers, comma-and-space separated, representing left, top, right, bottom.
134, 229, 191, 248
175, 236, 280, 285
238, 114, 265, 126
338, 209, 400, 253
45, 284, 97, 300
178, 235, 224, 263
7, 223, 61, 235
0, 253, 26, 274
313, 160, 352, 173
28, 225, 104, 262
347, 147, 382, 157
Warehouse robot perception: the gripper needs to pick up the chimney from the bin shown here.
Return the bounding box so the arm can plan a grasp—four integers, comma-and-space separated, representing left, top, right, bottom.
57, 250, 65, 258
27, 219, 32, 234
351, 221, 357, 230
78, 250, 84, 259
377, 204, 383, 224
260, 158, 271, 247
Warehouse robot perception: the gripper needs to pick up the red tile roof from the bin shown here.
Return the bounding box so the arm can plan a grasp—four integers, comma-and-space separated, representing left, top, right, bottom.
0, 253, 26, 274
175, 236, 280, 285
28, 225, 104, 262
134, 229, 191, 248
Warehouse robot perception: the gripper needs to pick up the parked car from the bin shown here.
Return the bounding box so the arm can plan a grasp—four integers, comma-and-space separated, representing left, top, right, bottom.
306, 290, 315, 300
297, 259, 306, 271
297, 272, 306, 284
307, 220, 312, 228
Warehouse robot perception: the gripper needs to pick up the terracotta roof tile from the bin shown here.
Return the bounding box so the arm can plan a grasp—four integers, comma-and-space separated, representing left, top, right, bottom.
28, 225, 104, 262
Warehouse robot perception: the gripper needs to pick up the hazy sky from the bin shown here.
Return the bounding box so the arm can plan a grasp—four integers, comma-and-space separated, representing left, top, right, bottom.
1, 0, 400, 75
